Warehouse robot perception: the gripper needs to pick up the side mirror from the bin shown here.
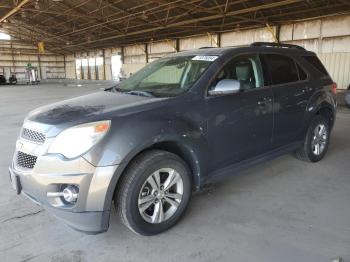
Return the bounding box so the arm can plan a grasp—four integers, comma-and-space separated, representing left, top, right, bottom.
208, 79, 241, 96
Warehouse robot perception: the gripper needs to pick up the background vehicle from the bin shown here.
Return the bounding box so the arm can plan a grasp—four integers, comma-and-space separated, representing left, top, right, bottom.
9, 42, 336, 235
345, 84, 350, 108
9, 74, 17, 85
0, 74, 6, 84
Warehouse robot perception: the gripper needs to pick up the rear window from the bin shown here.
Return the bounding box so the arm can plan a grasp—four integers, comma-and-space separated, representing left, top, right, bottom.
261, 54, 299, 85
303, 55, 329, 76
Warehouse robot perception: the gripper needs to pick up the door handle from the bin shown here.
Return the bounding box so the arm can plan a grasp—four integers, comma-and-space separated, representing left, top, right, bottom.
295, 88, 307, 96
257, 97, 272, 105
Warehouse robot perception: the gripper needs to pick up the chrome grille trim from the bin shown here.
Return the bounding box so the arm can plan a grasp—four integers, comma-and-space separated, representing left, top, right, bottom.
21, 128, 46, 144
16, 151, 37, 169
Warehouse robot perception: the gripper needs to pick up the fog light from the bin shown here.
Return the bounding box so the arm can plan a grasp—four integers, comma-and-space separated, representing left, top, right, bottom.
62, 185, 79, 203
47, 185, 79, 204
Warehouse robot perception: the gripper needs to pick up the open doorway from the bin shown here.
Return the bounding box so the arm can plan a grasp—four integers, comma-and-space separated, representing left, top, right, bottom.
111, 55, 122, 81
75, 59, 82, 79
81, 59, 88, 79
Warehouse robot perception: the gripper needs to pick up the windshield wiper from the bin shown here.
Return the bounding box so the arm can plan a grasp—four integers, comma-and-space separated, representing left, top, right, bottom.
108, 85, 123, 93
106, 86, 155, 97
125, 90, 155, 97
104, 84, 126, 93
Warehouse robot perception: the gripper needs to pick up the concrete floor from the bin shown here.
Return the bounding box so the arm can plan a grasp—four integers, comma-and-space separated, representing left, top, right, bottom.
0, 80, 349, 262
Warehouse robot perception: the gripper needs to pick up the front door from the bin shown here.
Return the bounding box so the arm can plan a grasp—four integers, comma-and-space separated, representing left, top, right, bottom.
206, 54, 274, 172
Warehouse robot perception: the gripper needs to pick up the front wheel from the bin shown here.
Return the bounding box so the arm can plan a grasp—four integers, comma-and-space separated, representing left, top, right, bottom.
295, 115, 330, 162
115, 150, 192, 235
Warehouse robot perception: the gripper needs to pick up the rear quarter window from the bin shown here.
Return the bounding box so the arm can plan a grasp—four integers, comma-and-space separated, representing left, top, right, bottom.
303, 55, 329, 76
297, 64, 307, 81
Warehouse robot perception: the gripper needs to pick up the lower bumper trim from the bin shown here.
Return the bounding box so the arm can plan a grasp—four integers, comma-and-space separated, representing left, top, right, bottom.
48, 206, 110, 234
9, 168, 22, 195
21, 190, 110, 234
9, 165, 112, 234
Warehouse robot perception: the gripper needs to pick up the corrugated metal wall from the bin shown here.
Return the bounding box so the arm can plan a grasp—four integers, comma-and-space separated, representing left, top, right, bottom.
280, 15, 350, 89
319, 53, 350, 90
65, 54, 75, 79
180, 35, 218, 50
68, 14, 350, 89
148, 40, 176, 61
0, 41, 65, 80
221, 27, 276, 46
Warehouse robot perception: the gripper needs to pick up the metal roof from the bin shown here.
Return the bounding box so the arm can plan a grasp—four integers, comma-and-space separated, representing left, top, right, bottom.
0, 0, 349, 54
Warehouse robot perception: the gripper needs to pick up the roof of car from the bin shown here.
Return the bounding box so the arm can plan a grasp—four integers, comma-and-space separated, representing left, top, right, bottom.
172, 42, 314, 57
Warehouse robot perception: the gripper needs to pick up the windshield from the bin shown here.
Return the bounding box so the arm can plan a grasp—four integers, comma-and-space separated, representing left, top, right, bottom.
112, 55, 217, 97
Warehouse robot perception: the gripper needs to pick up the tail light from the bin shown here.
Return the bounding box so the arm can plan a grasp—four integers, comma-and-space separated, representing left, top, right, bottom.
331, 82, 337, 95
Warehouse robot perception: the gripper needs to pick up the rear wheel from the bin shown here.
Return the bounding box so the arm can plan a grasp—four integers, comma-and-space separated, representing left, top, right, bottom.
115, 150, 192, 235
295, 115, 330, 162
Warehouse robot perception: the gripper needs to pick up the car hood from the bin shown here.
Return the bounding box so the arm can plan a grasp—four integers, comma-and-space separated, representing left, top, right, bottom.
26, 91, 168, 127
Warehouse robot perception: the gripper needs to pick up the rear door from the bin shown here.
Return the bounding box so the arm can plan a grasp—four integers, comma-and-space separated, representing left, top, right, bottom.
260, 53, 310, 147
206, 53, 274, 171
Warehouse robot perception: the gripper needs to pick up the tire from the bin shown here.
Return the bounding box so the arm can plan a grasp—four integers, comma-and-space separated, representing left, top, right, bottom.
115, 150, 192, 235
295, 115, 330, 162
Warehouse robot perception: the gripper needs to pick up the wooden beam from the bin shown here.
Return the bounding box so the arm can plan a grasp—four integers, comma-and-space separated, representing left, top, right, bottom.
145, 43, 149, 63
0, 0, 31, 23
266, 23, 278, 43
37, 54, 42, 80
102, 49, 106, 80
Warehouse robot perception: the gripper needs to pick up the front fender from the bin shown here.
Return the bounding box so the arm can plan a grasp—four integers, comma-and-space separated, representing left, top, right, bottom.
83, 113, 209, 211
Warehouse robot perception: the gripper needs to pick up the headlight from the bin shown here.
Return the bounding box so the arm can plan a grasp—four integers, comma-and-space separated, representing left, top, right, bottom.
48, 120, 110, 159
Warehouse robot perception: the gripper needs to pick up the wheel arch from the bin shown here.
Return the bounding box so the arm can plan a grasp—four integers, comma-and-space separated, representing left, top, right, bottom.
306, 88, 336, 132
102, 139, 203, 212
148, 141, 201, 189
315, 105, 334, 127
314, 102, 335, 130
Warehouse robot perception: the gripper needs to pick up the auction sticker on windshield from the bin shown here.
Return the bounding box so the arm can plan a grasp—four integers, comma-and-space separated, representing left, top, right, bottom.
192, 55, 218, 61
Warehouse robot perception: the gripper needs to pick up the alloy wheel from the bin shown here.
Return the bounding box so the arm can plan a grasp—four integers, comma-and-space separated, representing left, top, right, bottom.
311, 123, 327, 155
138, 168, 183, 224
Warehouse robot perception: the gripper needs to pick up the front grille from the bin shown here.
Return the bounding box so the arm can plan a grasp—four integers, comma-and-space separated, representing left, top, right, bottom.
21, 128, 46, 144
16, 151, 37, 169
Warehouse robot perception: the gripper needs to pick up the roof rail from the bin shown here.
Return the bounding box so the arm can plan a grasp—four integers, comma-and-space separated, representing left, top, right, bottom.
198, 46, 215, 49
250, 42, 305, 50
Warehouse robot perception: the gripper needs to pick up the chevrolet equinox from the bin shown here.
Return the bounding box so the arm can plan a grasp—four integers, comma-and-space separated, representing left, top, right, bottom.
9, 42, 337, 235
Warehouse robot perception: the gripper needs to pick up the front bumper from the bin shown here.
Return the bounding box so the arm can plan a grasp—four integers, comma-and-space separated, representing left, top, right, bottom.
9, 155, 119, 234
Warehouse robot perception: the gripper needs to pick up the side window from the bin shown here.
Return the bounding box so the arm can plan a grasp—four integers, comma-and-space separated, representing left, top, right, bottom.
210, 54, 263, 90
261, 54, 299, 85
297, 64, 307, 81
